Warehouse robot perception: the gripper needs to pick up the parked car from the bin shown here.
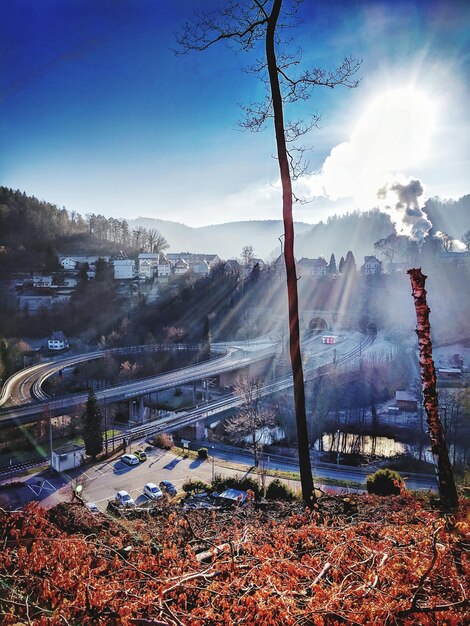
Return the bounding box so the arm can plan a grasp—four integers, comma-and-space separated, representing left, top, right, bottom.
85, 502, 99, 514
133, 449, 147, 462
121, 454, 139, 466
143, 482, 163, 500
115, 490, 135, 507
159, 480, 177, 496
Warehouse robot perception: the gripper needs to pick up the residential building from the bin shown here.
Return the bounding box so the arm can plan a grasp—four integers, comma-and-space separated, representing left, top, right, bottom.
48, 331, 69, 351
190, 260, 210, 276
59, 257, 78, 270
243, 258, 266, 278
173, 258, 190, 275
166, 253, 221, 269
361, 256, 382, 275
296, 257, 328, 277
113, 259, 135, 280
59, 256, 111, 270
395, 391, 418, 412
157, 257, 171, 279
224, 259, 241, 274
138, 253, 159, 279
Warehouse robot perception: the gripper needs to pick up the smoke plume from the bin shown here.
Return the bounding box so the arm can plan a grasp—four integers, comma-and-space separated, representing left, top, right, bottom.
377, 178, 432, 241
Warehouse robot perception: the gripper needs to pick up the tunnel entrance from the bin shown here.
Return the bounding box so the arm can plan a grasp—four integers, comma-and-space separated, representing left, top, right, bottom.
308, 317, 328, 332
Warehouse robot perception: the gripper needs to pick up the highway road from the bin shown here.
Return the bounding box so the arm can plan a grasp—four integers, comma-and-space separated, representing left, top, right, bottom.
0, 331, 371, 428
0, 340, 280, 426
0, 442, 438, 513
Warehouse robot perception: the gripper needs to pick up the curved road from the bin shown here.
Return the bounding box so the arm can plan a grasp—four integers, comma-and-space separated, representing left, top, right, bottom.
0, 331, 375, 429
0, 340, 280, 427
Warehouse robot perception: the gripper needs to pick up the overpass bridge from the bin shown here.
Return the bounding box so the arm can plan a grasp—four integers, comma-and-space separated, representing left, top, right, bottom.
0, 340, 280, 428
101, 332, 377, 443
0, 330, 376, 436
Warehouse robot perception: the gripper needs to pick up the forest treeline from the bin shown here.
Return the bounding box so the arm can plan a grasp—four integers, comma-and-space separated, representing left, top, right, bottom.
0, 187, 168, 272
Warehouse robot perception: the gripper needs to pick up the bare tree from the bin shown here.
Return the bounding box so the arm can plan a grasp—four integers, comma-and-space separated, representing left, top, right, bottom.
177, 0, 360, 504
132, 226, 146, 250
226, 376, 276, 467
241, 245, 255, 266
146, 228, 169, 254
374, 233, 406, 264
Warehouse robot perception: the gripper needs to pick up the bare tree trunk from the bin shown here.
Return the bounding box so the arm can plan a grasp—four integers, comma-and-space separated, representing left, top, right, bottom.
408, 268, 458, 510
266, 0, 315, 505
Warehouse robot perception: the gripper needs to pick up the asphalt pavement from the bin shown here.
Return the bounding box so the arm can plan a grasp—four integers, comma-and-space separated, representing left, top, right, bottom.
0, 438, 438, 513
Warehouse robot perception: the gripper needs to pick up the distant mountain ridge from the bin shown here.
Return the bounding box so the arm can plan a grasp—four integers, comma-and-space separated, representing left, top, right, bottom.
128, 212, 395, 261
130, 194, 470, 262
128, 217, 313, 260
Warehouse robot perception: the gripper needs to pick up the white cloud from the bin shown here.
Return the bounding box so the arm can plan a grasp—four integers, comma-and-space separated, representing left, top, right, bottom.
298, 87, 437, 209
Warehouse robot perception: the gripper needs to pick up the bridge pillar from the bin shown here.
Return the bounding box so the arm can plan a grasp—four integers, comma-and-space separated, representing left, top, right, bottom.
192, 380, 197, 405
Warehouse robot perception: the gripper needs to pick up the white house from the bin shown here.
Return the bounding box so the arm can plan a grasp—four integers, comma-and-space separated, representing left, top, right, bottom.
157, 257, 172, 279
113, 259, 135, 280
297, 257, 328, 277
166, 252, 221, 269
48, 331, 69, 351
361, 256, 382, 275
173, 258, 190, 275
138, 253, 159, 279
60, 256, 110, 270
51, 444, 84, 472
191, 260, 210, 276
59, 257, 77, 270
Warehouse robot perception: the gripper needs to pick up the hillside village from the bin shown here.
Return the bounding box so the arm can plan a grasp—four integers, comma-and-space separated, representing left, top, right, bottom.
4, 246, 470, 327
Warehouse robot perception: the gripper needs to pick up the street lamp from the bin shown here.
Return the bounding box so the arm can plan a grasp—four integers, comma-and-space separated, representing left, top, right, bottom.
211, 446, 215, 483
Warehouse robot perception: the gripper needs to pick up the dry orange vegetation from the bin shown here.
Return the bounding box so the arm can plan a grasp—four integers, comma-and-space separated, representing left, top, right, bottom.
0, 494, 468, 625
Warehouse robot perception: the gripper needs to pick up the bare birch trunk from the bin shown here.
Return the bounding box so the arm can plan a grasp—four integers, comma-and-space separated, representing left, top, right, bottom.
408, 268, 458, 510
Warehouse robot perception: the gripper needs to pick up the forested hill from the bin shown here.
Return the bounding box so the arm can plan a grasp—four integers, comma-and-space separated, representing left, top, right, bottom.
129, 213, 395, 261
128, 216, 314, 260
0, 187, 167, 273
294, 210, 394, 261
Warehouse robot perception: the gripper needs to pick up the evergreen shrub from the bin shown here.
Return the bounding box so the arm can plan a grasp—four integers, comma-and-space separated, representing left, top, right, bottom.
265, 478, 297, 501
366, 468, 404, 496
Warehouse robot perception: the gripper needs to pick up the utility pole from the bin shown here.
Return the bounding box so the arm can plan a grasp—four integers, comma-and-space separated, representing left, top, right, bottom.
49, 414, 53, 471
104, 389, 108, 455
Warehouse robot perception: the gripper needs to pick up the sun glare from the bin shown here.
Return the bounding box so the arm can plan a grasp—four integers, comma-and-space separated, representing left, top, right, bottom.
304, 84, 439, 208
353, 86, 437, 170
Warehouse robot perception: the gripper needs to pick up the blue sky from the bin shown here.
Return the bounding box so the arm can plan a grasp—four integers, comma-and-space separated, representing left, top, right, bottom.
1, 0, 469, 227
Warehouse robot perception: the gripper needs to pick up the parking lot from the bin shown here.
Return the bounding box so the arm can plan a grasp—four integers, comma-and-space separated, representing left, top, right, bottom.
0, 442, 246, 512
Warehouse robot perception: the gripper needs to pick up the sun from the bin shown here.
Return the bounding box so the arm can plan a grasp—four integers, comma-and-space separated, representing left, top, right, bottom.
352, 86, 437, 172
